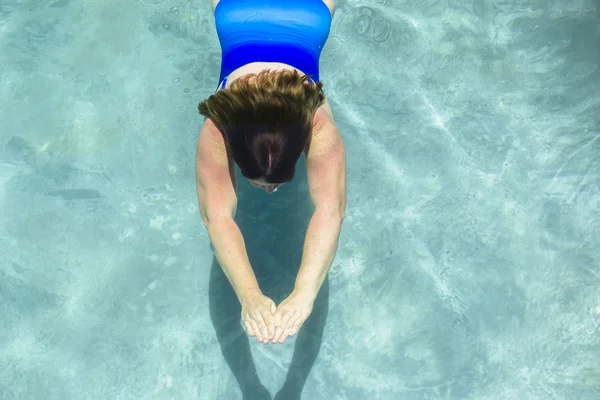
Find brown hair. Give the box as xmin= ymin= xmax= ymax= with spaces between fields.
xmin=198 ymin=69 xmax=325 ymax=183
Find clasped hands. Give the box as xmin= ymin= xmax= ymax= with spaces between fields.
xmin=240 ymin=288 xmax=314 ymax=344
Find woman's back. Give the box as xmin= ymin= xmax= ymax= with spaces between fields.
xmin=211 ymin=0 xmax=335 ymax=88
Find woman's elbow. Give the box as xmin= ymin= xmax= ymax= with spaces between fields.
xmin=319 ymin=202 xmax=345 ymax=222
xmin=202 ymin=207 xmax=236 ymax=230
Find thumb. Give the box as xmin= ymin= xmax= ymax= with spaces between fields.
xmin=270 ymin=300 xmax=276 ymax=314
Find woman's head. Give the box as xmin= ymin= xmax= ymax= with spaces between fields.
xmin=198 ymin=69 xmax=325 ymax=191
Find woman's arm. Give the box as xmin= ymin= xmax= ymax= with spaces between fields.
xmin=196 ymin=120 xmax=276 ymax=343
xmin=272 ymin=106 xmax=346 ymax=343
xmin=295 ymin=107 xmax=347 ymax=298
xmin=196 ymin=120 xmax=258 ymax=300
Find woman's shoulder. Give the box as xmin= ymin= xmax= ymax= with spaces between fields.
xmin=312 ymin=98 xmax=336 ymax=135
xmin=198 ymin=119 xmax=229 ymax=160
xmin=306 ymin=97 xmax=344 ymax=162
xmin=201 ymin=119 xmax=224 ymax=142
xmin=307 ymin=98 xmax=341 ymax=153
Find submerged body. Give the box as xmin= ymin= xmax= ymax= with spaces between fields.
xmin=196 ymin=0 xmax=345 ymax=346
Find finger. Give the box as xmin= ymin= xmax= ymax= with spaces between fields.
xmin=267 ymin=299 xmax=277 ymax=340
xmin=249 ymin=319 xmax=262 ymax=342
xmin=272 ymin=309 xmax=290 ymax=343
xmin=279 ymin=323 xmax=293 ymax=343
xmin=281 ymin=310 xmax=295 ymax=330
xmin=278 ymin=329 xmax=291 ymax=343
xmin=260 ymin=308 xmax=275 ymax=341
xmin=273 ymin=308 xmax=282 ymax=327
xmin=272 ymin=319 xmax=284 ymax=343
xmin=243 ymin=320 xmax=255 ymax=337
xmin=254 ymin=311 xmax=269 ymax=343
xmin=276 ymin=311 xmax=295 ymax=343
xmin=273 ymin=328 xmax=284 ymax=344
xmin=272 ymin=308 xmax=284 ymax=342
xmin=288 ymin=317 xmax=303 ymax=337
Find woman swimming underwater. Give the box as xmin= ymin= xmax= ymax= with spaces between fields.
xmin=196 ymin=0 xmax=345 ymax=345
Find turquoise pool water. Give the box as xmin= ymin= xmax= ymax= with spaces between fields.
xmin=1 ymin=0 xmax=599 ymax=399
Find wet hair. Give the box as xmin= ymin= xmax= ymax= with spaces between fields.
xmin=198 ymin=69 xmax=325 ymax=183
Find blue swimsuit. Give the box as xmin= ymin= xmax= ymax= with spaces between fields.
xmin=214 ymin=0 xmax=332 ymax=90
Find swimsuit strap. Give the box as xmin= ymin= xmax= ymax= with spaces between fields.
xmin=216 ymin=76 xmax=228 ymax=92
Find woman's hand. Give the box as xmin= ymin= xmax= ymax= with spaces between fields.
xmin=272 ymin=289 xmax=315 ymax=344
xmin=240 ymin=289 xmax=277 ymax=344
